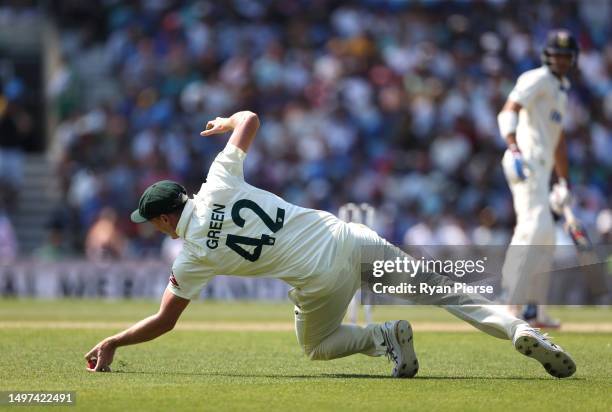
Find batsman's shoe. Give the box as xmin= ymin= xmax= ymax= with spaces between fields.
xmin=381 ymin=320 xmax=418 ymax=378
xmin=522 ymin=305 xmax=561 ymax=330
xmin=528 ymin=317 xmax=561 ymax=330
xmin=513 ymin=324 xmax=576 ymax=378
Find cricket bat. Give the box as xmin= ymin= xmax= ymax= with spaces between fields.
xmin=563 ymin=205 xmax=592 ymax=251
xmin=562 ymin=205 xmax=609 ymax=299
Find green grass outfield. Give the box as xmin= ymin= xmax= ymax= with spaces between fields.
xmin=0 ymin=300 xmax=610 ymax=411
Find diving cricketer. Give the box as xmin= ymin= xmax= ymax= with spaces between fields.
xmin=85 ymin=110 xmax=576 ymax=378
xmin=498 ymin=30 xmax=580 ymax=327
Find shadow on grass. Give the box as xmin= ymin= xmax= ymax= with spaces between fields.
xmin=111 ymin=370 xmax=582 ymax=381
xmin=112 ymin=370 xmax=385 ymax=379
xmin=413 ymin=375 xmax=584 ymax=381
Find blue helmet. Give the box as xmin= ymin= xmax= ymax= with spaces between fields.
xmin=541 ymin=29 xmax=579 ymax=67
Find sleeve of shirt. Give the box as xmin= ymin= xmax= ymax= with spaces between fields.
xmin=168 ymin=249 xmax=215 ymax=300
xmin=508 ymin=72 xmax=546 ymax=108
xmin=206 ymin=143 xmax=247 ymax=187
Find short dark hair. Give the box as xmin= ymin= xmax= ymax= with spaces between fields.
xmin=170 ymin=201 xmax=186 ymax=218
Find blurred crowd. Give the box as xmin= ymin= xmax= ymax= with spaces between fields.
xmin=2 ymin=0 xmax=611 ymax=259
xmin=0 ymin=15 xmax=37 ymax=261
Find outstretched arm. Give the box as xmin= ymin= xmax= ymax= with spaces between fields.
xmin=200 ymin=111 xmax=260 ymax=153
xmin=84 ymin=287 xmax=190 ymax=372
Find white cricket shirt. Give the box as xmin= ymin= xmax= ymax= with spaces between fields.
xmin=168 ymin=144 xmax=346 ymax=300
xmin=508 ymin=66 xmax=570 ymax=172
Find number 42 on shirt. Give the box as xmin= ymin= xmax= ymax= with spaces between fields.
xmin=226 ymin=199 xmax=285 ymax=262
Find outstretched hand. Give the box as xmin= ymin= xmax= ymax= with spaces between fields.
xmin=200 ymin=117 xmax=234 ymax=137
xmin=198 ymin=111 xmax=259 ymax=152
xmin=84 ymin=338 xmax=116 ymax=372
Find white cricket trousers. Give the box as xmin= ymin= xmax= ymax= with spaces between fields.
xmin=289 ymin=222 xmax=526 ymax=360
xmin=501 ymin=151 xmax=556 ymax=304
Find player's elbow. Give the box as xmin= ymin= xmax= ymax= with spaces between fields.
xmin=160 ymin=321 xmax=176 ymax=334
xmin=155 ymin=313 xmax=179 ymax=333
xmin=245 ymin=111 xmax=260 ymax=128
xmin=500 ymin=100 xmax=522 ymax=114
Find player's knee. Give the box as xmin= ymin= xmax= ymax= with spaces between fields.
xmin=303 ymin=344 xmax=328 ymax=361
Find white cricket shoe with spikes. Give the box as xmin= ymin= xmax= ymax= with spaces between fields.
xmin=380 ymin=320 xmax=419 ymax=378
xmin=513 ymin=324 xmax=576 ymax=378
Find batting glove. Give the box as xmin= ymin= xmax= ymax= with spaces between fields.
xmin=502 ymin=144 xmax=530 ymax=183
xmin=549 ymin=178 xmax=571 ymax=215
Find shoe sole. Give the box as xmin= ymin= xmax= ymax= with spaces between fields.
xmin=514 ymin=334 xmax=576 ymax=378
xmin=392 ymin=320 xmax=419 ymax=378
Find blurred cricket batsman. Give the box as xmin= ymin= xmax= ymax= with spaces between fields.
xmin=86 ymin=110 xmax=576 ymax=378
xmin=498 ymin=30 xmax=580 ymax=328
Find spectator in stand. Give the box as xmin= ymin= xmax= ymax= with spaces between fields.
xmin=0 ymin=84 xmax=28 ymax=210
xmin=85 ymin=207 xmax=127 ymax=261
xmin=0 ymin=206 xmax=17 ymax=262
xmin=32 ymin=219 xmax=74 ymax=262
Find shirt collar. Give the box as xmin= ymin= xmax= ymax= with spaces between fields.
xmin=560 ymin=76 xmax=570 ymax=92
xmin=175 ymin=198 xmax=196 ymax=239
xmin=544 ymin=65 xmax=571 ymax=91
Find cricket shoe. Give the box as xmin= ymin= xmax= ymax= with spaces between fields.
xmin=522 ymin=305 xmax=561 ymax=329
xmin=528 ymin=318 xmax=561 ymax=329
xmin=513 ymin=324 xmax=576 ymax=378
xmin=381 ymin=320 xmax=418 ymax=378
